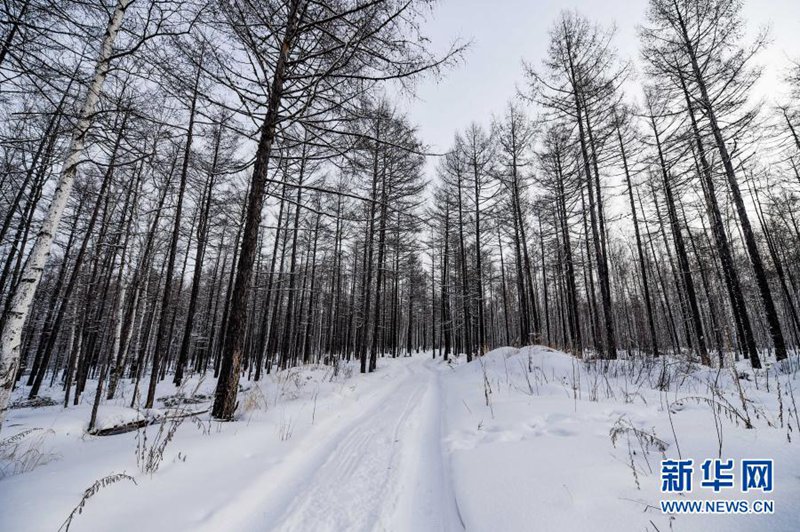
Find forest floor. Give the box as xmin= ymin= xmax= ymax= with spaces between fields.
xmin=1 ymin=347 xmax=799 ymax=532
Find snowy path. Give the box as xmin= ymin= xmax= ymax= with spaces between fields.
xmin=199 ymin=357 xmax=463 ymax=532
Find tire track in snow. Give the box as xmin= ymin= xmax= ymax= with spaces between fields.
xmin=271 ymin=363 xmax=428 ymax=532
xmin=197 ymin=357 xmax=463 ymax=532
xmin=196 ymin=362 xmax=418 ymax=532
xmin=388 ymin=361 xmax=466 ymax=532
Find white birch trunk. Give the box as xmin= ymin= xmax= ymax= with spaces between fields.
xmin=0 ymin=0 xmax=133 ymax=430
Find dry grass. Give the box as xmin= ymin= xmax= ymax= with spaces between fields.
xmin=0 ymin=427 xmax=58 ymax=478
xmin=58 ymin=472 xmax=137 ymax=532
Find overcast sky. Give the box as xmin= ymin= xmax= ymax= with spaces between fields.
xmin=403 ymin=0 xmax=800 ymax=159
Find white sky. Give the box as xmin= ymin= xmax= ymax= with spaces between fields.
xmin=404 ymin=0 xmax=800 ymax=159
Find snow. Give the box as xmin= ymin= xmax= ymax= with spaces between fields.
xmin=91 ymin=406 xmax=147 ymax=432
xmin=443 ymin=347 xmax=800 ymax=531
xmin=1 ymin=348 xmax=799 ymax=531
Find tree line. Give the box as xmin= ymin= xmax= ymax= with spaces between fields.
xmin=428 ymin=0 xmax=800 ymax=374
xmin=0 ymin=0 xmax=461 ymax=429
xmin=1 ymin=0 xmax=799 ymax=429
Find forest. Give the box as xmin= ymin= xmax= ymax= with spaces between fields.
xmin=1 ymin=1 xmax=799 ymax=531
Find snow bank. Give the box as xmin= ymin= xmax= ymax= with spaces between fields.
xmin=442 ymin=346 xmax=800 ymax=532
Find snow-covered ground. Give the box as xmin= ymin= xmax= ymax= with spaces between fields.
xmin=1 ymin=347 xmax=798 ymax=531
xmin=443 ymin=347 xmax=800 ymax=532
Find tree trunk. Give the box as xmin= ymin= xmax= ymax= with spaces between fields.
xmin=615 ymin=113 xmax=659 ymax=356
xmin=212 ymin=2 xmax=300 ymax=420
xmin=674 ymin=4 xmax=784 ymax=365
xmin=649 ymin=112 xmax=710 ymax=365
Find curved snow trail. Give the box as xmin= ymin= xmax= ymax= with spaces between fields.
xmin=198 ymin=356 xmax=463 ymax=532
